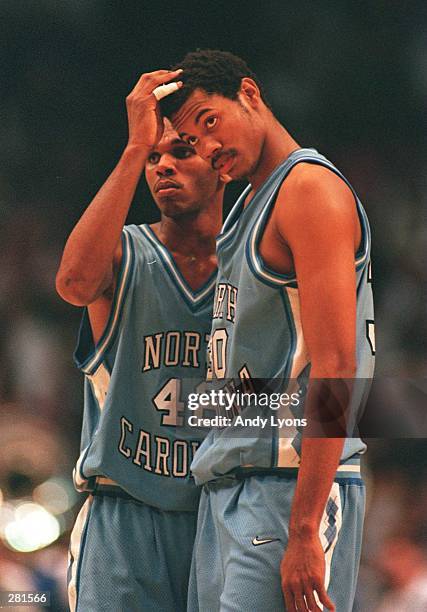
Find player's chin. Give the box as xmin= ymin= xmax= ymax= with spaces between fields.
xmin=227 ymin=157 xmax=247 ymax=182
xmin=157 ymin=198 xmax=197 ymax=219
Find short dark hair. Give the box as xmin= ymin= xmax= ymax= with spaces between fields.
xmin=160 ymin=49 xmax=271 ymax=117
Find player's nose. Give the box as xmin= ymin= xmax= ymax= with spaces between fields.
xmin=198 ymin=138 xmax=221 ymax=162
xmin=156 ymin=154 xmax=176 ymax=176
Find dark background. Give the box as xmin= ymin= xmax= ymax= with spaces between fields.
xmin=0 ymin=2 xmax=426 ymax=610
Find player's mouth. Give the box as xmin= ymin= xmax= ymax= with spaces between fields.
xmin=212 ymin=152 xmax=236 ymax=175
xmin=155 ymin=179 xmax=182 ymax=195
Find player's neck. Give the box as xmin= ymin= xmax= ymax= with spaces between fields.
xmin=152 ymin=200 xmax=222 ymax=257
xmin=249 ymin=119 xmax=300 ymax=193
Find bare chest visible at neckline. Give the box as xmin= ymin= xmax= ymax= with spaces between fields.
xmin=171 ymin=252 xmax=217 ymax=292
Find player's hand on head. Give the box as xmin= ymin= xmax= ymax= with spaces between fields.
xmin=126 ymin=69 xmax=183 ymax=149
xmin=280 ymin=534 xmax=335 ymax=612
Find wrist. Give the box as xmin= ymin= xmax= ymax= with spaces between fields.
xmin=123 ymin=142 xmax=151 ymax=161
xmin=289 ymin=520 xmax=319 ymax=541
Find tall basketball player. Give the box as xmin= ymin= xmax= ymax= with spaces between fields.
xmin=163 ymin=51 xmax=375 ymax=612
xmin=56 ymin=70 xmax=226 ymax=611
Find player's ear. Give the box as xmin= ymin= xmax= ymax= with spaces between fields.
xmin=239 ymin=78 xmax=261 ymax=108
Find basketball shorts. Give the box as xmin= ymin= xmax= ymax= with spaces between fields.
xmin=188 ymin=473 xmax=365 ymax=612
xmin=68 ymin=487 xmax=198 ymax=612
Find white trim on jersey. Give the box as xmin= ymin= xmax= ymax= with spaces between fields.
xmin=336 ymin=464 xmax=361 ymax=473
xmin=68 ymin=496 xmax=93 ymax=612
xmin=216 ymin=184 xmax=251 ymax=246
xmin=275 ymin=286 xmax=309 ymax=468
xmin=284 ymin=287 xmax=310 ymax=379
xmin=246 ymin=153 xmax=370 ymax=285
xmin=73 ymin=446 xmax=90 ymax=492
xmin=249 ymin=208 xmax=297 ymax=285
xmin=355 ymin=204 xmax=370 ymax=267
xmin=318 ymin=482 xmax=343 ymax=609
xmin=82 ymin=230 xmax=133 ymax=374
xmin=86 ymin=363 xmax=111 ymax=412
xmin=277 ymin=438 xmax=301 ymax=468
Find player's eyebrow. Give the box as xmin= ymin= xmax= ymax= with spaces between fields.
xmin=171 ymin=137 xmax=189 ymax=145
xmin=178 ymin=109 xmax=214 ymax=140
xmin=195 ymin=108 xmax=214 ymax=125
xmin=151 ymin=137 xmax=190 ymax=153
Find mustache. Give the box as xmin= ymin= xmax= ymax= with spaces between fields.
xmin=211 ymin=150 xmax=237 ymax=171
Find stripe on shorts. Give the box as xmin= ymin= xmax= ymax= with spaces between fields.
xmin=68 ymin=496 xmax=93 ymax=612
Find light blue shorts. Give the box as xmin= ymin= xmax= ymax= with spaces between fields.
xmin=68 ymin=489 xmax=198 ymax=612
xmin=188 ymin=474 xmax=365 ymax=612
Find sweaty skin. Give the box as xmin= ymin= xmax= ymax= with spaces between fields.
xmin=171 ymin=77 xmax=362 ymax=612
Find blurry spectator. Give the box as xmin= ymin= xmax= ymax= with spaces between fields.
xmin=375 ymin=537 xmax=427 ymax=611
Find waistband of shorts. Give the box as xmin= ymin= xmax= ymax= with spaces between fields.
xmin=91 ymin=476 xmax=141 ymax=502
xmin=203 ymin=465 xmax=363 ymax=489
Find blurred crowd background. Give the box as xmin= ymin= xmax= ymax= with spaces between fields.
xmin=1 ymin=2 xmax=426 ymax=610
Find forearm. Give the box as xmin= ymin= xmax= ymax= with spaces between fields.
xmin=289 ymin=375 xmax=352 ymax=535
xmin=281 ymin=433 xmax=344 ymax=611
xmin=289 ymin=438 xmax=344 ymax=538
xmin=56 ymin=144 xmax=149 ymax=304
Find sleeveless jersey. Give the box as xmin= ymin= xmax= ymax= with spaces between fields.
xmin=73 ymin=224 xmax=215 ymax=511
xmin=191 ymin=148 xmax=375 ymax=485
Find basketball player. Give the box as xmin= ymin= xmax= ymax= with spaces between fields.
xmin=162 ymin=51 xmax=375 ymax=611
xmin=56 ymin=69 xmax=226 ymax=611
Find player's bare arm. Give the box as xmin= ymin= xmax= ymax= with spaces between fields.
xmin=268 ymin=165 xmax=360 ymax=611
xmin=55 ymin=69 xmax=183 ymax=315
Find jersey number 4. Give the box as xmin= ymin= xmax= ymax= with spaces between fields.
xmin=153 ymin=378 xmax=185 ymax=427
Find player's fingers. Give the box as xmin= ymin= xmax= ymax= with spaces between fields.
xmin=142 ymin=69 xmax=183 ymax=89
xmin=304 ymin=588 xmax=323 ymax=612
xmin=152 ymin=81 xmax=183 ymax=101
xmin=313 ymin=583 xmax=335 ymax=611
xmin=150 ymin=68 xmax=183 ymax=84
xmin=282 ymin=585 xmax=298 ymax=612
xmin=293 ymin=589 xmax=309 ymax=612
xmin=130 ymin=69 xmax=183 ymax=95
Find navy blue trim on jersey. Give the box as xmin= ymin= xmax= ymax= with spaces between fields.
xmin=356 ymin=259 xmax=370 ymax=297
xmin=289 ymin=156 xmax=370 ymax=270
xmin=246 ymin=155 xmax=370 ymax=286
xmin=355 ymin=203 xmax=371 ymax=271
xmin=74 ymin=230 xmax=135 ymax=375
xmin=216 ymin=155 xmax=301 ymax=253
xmin=231 ymin=467 xmax=363 ymax=482
xmin=245 ymin=237 xmax=291 ymax=289
xmin=280 ymin=289 xmax=298 ymax=381
xmin=137 ymin=225 xmax=216 ymax=312
xmin=216 ymin=184 xmax=251 ymax=249
xmin=334 ymin=478 xmax=365 ymax=486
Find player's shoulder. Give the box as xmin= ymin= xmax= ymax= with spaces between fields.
xmin=123 ymin=222 xmax=143 ymax=239
xmin=276 ymin=160 xmax=355 ymax=218
xmin=273 ymin=159 xmax=357 ymax=244
xmin=283 ymin=160 xmax=350 ymax=197
xmin=123 ymin=223 xmax=151 ymax=251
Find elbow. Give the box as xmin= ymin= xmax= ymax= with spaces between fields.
xmin=311 ymin=352 xmax=357 ymax=379
xmin=55 ymin=269 xmax=98 ymax=306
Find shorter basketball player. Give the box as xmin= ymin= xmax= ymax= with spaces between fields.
xmin=56 ymin=69 xmax=226 ymax=611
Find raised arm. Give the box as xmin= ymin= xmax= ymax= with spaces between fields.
xmin=275 ymin=164 xmax=360 ymax=612
xmin=56 ymin=69 xmax=183 ymax=307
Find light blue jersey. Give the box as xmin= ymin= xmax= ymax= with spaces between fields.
xmin=191 ymin=148 xmax=375 ymax=485
xmin=73 ymin=224 xmax=215 ymax=511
